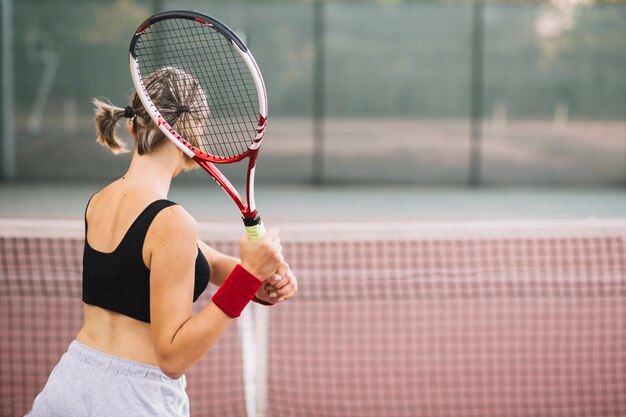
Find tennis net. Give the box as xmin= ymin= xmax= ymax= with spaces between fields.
xmin=1 ymin=219 xmax=625 ymax=417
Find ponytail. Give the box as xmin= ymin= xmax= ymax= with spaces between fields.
xmin=92 ymin=67 xmax=207 ymax=166
xmin=92 ymin=98 xmax=130 ymax=154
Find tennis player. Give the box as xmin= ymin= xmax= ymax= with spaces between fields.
xmin=26 ymin=72 xmax=297 ymax=417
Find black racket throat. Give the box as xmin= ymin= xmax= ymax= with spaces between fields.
xmin=243 ymin=214 xmax=262 ymax=227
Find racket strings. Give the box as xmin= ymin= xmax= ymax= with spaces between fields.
xmin=134 ymin=18 xmax=260 ymax=160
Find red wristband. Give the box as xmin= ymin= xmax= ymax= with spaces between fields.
xmin=212 ymin=265 xmax=263 ymax=318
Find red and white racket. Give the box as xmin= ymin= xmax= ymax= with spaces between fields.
xmin=129 ymin=10 xmax=268 ymax=239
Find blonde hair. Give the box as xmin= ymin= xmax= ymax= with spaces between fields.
xmin=93 ymin=67 xmax=208 ymax=169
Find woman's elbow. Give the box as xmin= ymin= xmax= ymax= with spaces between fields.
xmin=156 ymin=353 xmax=187 ymax=380
xmin=158 ymin=361 xmax=186 ymax=380
xmin=162 ymin=369 xmax=184 ymax=380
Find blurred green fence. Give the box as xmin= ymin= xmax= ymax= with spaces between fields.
xmin=1 ymin=0 xmax=625 ymax=185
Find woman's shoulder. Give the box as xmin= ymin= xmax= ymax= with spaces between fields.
xmin=148 ymin=202 xmax=198 ymax=241
xmin=143 ymin=204 xmax=198 ymax=260
xmin=155 ymin=202 xmax=196 ymax=225
xmin=87 ymin=181 xmax=197 ymax=238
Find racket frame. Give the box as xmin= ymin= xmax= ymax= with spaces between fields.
xmin=129 ymin=10 xmax=268 ymax=235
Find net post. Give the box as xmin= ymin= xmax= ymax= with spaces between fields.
xmin=238 ymin=303 xmax=271 ymax=417
xmin=238 ymin=307 xmax=257 ymax=417
xmin=253 ymin=303 xmax=270 ymax=417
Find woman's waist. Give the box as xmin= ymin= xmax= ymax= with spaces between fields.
xmin=77 ymin=303 xmax=159 ymax=367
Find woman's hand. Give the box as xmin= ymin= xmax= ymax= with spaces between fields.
xmin=239 ymin=228 xmax=284 ymax=281
xmin=255 ymin=262 xmax=298 ymax=304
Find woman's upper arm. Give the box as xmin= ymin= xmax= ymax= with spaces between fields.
xmin=146 ymin=206 xmax=198 ymax=356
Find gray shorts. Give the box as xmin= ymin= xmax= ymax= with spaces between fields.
xmin=26 ymin=340 xmax=189 ymax=417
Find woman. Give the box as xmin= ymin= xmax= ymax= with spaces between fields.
xmin=27 ymin=68 xmax=297 ymax=417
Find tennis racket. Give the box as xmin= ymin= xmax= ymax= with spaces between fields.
xmin=129 ymin=10 xmax=268 ymax=239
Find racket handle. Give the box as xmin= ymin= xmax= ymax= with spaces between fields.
xmin=243 ymin=214 xmax=266 ymax=240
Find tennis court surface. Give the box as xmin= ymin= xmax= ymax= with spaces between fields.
xmin=1 ymin=184 xmax=625 ymax=416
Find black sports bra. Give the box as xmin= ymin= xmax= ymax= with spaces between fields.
xmin=82 ymin=199 xmax=210 ymax=323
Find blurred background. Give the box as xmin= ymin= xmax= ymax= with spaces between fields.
xmin=2 ymin=2 xmax=626 ymax=417
xmin=1 ymin=0 xmax=624 ymax=188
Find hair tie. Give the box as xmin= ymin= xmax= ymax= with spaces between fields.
xmin=177 ymin=105 xmax=190 ymax=114
xmin=124 ymin=106 xmax=135 ymax=119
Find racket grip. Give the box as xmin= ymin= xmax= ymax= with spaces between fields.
xmin=243 ymin=214 xmax=266 ymax=240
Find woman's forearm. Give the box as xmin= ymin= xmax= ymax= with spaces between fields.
xmin=158 ymin=264 xmax=262 ymax=378
xmin=158 ymin=302 xmax=233 ymax=379
xmin=209 ymin=254 xmax=240 ymax=286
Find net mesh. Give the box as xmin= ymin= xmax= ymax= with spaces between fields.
xmin=0 ymin=233 xmax=245 ymax=417
xmin=1 ymin=220 xmax=625 ymax=417
xmin=133 ymin=15 xmax=261 ymax=160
